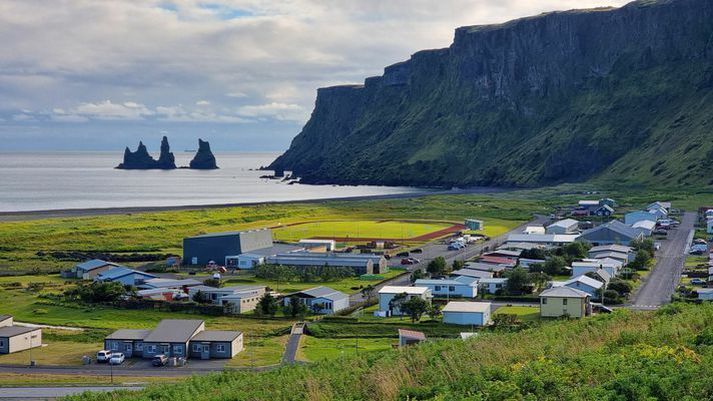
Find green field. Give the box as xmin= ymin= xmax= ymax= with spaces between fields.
xmin=494 ymin=306 xmax=540 ymax=322
xmin=298 ymin=337 xmax=394 ymax=362
xmin=0 ymin=193 xmax=541 ymax=273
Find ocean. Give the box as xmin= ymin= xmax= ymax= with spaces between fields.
xmin=0 ymin=152 xmax=425 ymax=212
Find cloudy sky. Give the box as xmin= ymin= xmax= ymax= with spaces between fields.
xmin=0 ymin=0 xmax=629 ymax=152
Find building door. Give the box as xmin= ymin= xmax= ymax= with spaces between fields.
xmin=124 ymin=342 xmax=133 ymax=358
xmin=201 ymin=344 xmax=210 ymax=360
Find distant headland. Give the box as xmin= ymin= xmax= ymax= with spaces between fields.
xmin=117 ymin=137 xmax=218 ymax=170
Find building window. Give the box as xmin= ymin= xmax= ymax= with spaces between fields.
xmin=449 ymin=286 xmax=455 ymax=292
xmin=435 ymin=286 xmax=441 ymax=291
xmin=542 ymin=298 xmax=547 ymax=304
xmin=136 ymin=343 xmax=143 ymax=351
xmin=0 ymin=340 xmax=4 ymax=347
xmin=147 ymin=345 xmax=156 ymax=353
xmin=173 ymin=345 xmax=183 ymax=355
xmin=563 ymin=299 xmax=568 ymax=305
xmin=193 ymin=344 xmax=201 ymax=352
xmin=216 ymin=344 xmax=226 ymax=353
xmin=162 ymin=344 xmax=170 ymax=354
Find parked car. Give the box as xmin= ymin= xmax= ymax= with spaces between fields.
xmin=690 ymin=278 xmax=706 ymax=285
xmin=448 ymin=244 xmax=462 ymax=251
xmin=400 ymin=258 xmax=420 ymax=265
xmin=96 ymin=350 xmax=112 ymax=363
xmin=654 ymin=242 xmax=661 ymax=251
xmin=653 ymin=229 xmax=668 ymax=236
xmin=396 ymin=251 xmax=409 ymax=257
xmin=411 ymin=248 xmax=423 ymax=254
xmin=694 ymin=238 xmax=707 ymax=245
xmin=109 ymin=352 xmax=125 ymax=365
xmin=152 ymin=354 xmax=168 ymax=367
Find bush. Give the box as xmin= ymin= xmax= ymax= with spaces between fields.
xmin=608 ymin=279 xmax=634 ymax=296
xmin=255 ymin=264 xmax=354 ymax=283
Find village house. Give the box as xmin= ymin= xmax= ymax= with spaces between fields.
xmin=504 ymin=234 xmax=580 ymax=247
xmin=539 ymin=287 xmax=592 ymax=318
xmin=282 ymin=286 xmax=349 ymax=314
xmin=624 ymin=211 xmax=658 ymax=225
xmin=95 ymin=266 xmax=156 ymax=286
xmin=577 ymin=220 xmax=643 ymax=246
xmin=631 ymin=220 xmax=656 ymax=237
xmin=414 ymin=279 xmax=478 ymax=298
xmin=73 ymin=259 xmax=122 ymax=280
xmin=546 ymin=219 xmax=580 ymax=235
xmin=0 ymin=315 xmax=42 ymax=355
xmin=188 ymin=285 xmax=265 ymax=314
xmin=378 ymin=286 xmax=431 ymax=316
xmin=559 ymin=275 xmax=603 ymax=299
xmin=450 ymin=268 xmax=494 ymax=280
xmin=441 ymin=301 xmax=492 ymax=326
xmin=478 ymin=278 xmax=509 ymax=294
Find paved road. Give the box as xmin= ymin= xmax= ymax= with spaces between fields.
xmin=349 ymin=215 xmax=548 ymax=305
xmin=629 ymin=212 xmax=696 ymax=309
xmin=0 ymin=386 xmax=142 ymax=400
xmin=281 ymin=322 xmax=304 ymax=364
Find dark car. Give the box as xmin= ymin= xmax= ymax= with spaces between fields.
xmin=396 ymin=251 xmax=409 ymax=257
xmin=653 ymin=229 xmax=668 ymax=236
xmin=411 ymin=248 xmax=423 ymax=254
xmin=401 ymin=257 xmax=420 ymax=265
xmin=152 ymin=354 xmax=168 ymax=367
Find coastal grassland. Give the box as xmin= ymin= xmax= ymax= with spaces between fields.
xmin=226 ymin=335 xmax=289 ymax=368
xmin=0 ymin=193 xmax=542 ymax=273
xmin=64 ymin=303 xmax=713 ymax=401
xmin=297 ymin=337 xmax=394 ymax=362
xmin=493 ymin=305 xmax=541 ymax=322
xmin=223 ymin=268 xmax=406 ymax=295
xmin=0 ymin=374 xmax=179 ymax=387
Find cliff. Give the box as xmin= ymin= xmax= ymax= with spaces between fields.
xmin=189 ymin=139 xmax=219 ymax=169
xmin=117 ymin=137 xmax=176 ymax=170
xmin=270 ymin=0 xmax=713 ymax=188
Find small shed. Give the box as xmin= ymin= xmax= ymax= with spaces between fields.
xmin=0 ymin=326 xmax=42 ymax=355
xmin=442 ymin=301 xmax=492 ymax=326
xmin=398 ymin=329 xmax=426 ymax=347
xmin=464 ymin=219 xmax=483 ymax=231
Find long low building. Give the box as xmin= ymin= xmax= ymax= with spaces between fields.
xmin=414 ymin=279 xmax=478 ymax=298
xmin=504 ymin=234 xmax=580 ymax=246
xmin=266 ymin=252 xmax=387 ymax=274
xmin=0 ymin=316 xmax=42 ymax=355
xmin=187 ymin=285 xmax=265 ymax=314
xmin=104 ymin=319 xmax=242 ymax=360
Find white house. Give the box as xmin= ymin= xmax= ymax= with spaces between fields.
xmin=188 ymin=285 xmax=265 ymax=313
xmin=442 ymin=302 xmax=491 ymax=326
xmin=478 ymin=278 xmax=508 ymax=294
xmin=647 ymin=206 xmax=668 ymax=220
xmin=624 ymin=211 xmax=658 ymax=225
xmin=282 ymin=286 xmax=349 ymax=314
xmin=545 ymin=219 xmax=580 ymax=235
xmin=571 ymin=259 xmax=621 ymax=278
xmin=378 ymin=286 xmax=431 ymax=316
xmin=505 ymin=234 xmax=579 ymax=247
xmin=562 ymin=275 xmax=603 ymax=299
xmin=523 ymin=226 xmax=546 ymax=235
xmin=414 ymin=279 xmax=478 ymax=298
xmin=587 ymin=244 xmax=634 ymax=263
xmin=519 ymin=258 xmax=546 ymax=269
xmin=631 ymin=220 xmax=656 ymax=237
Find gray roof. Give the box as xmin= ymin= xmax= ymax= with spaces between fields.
xmin=105 ymin=329 xmax=152 ymax=341
xmin=0 ymin=326 xmax=39 ymax=338
xmin=588 ymin=244 xmax=632 ymax=254
xmin=190 ymin=330 xmax=241 ymax=342
xmin=97 ymin=266 xmax=156 ymax=281
xmin=140 ymin=278 xmax=202 ymax=289
xmin=0 ymin=315 xmax=11 ymax=323
xmin=579 ymin=221 xmax=641 ymax=242
xmin=540 ymin=286 xmax=590 ymax=298
xmin=76 ymin=259 xmax=120 ymax=272
xmin=143 ymin=319 xmax=204 ymax=343
xmin=463 ymin=262 xmax=508 ymax=272
xmin=287 ymin=286 xmax=348 ymax=302
xmin=563 ymin=275 xmax=603 ymax=290
xmin=235 ymin=244 xmax=304 ymax=257
xmin=190 ymin=285 xmax=264 ymax=294
xmin=451 ymin=268 xmax=494 ymax=279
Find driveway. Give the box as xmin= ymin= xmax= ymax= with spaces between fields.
xmin=282 ymin=322 xmax=304 ymax=364
xmin=629 ymin=212 xmax=696 ymax=309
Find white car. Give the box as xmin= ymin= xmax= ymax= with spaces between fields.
xmin=96 ymin=350 xmax=112 ymax=363
xmin=109 ymin=352 xmax=125 ymax=365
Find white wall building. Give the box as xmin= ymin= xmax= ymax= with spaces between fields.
xmin=378 ymin=286 xmax=431 ymax=316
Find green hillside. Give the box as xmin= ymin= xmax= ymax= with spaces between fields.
xmin=67 ymin=303 xmax=713 ymax=401
xmin=270 ymin=0 xmax=713 ymax=189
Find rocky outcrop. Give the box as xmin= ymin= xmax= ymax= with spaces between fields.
xmin=270 ymin=0 xmax=713 ymax=189
xmin=189 ymin=139 xmax=219 ymax=169
xmin=117 ymin=136 xmax=177 ymax=170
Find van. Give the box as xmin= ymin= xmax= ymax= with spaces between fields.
xmin=96 ymin=350 xmax=112 ymax=363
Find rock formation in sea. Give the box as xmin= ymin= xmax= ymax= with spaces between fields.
xmin=117 ymin=136 xmax=177 ymax=169
xmin=189 ymin=139 xmax=219 ymax=169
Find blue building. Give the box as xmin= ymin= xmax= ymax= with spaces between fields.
xmin=442 ymin=301 xmax=491 ymax=326
xmin=414 ymin=279 xmax=478 ymax=298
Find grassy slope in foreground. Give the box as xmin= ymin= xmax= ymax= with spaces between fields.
xmin=66 ymin=303 xmax=713 ymax=401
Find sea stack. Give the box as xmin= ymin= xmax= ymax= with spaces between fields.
xmin=156 ymin=136 xmax=177 ymax=169
xmin=117 ymin=136 xmax=177 ymax=169
xmin=189 ymin=139 xmax=219 ymax=169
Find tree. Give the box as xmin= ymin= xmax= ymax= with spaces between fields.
xmin=427 ymin=256 xmax=447 ymax=276
xmin=192 ymin=290 xmax=206 ymax=304
xmin=426 ymin=303 xmax=442 ymax=320
xmin=283 ymin=296 xmax=308 ymax=318
xmin=256 ymin=293 xmax=278 ymax=316
xmin=452 ymin=260 xmax=465 ymax=271
xmin=410 ymin=269 xmax=426 ymax=283
xmin=603 ymin=289 xmax=623 ymax=304
xmin=543 ymin=256 xmax=567 ymax=276
xmin=528 ymin=272 xmax=551 ymax=292
xmin=520 ymin=248 xmax=549 ymax=260
xmin=608 ymin=279 xmax=634 ymax=297
xmin=400 ymin=296 xmax=429 ymax=323
xmin=632 ymin=238 xmax=656 ymax=258
xmin=66 ymin=281 xmax=127 ymax=303
xmin=563 ymin=242 xmax=589 ymax=260
xmin=361 ymin=285 xmax=376 ymax=302
xmin=504 ymin=268 xmax=531 ymax=295
xmin=389 ymin=292 xmax=408 ymax=316
xmin=630 ymin=249 xmax=653 ymax=271
xmin=203 ymin=278 xmax=223 ymax=288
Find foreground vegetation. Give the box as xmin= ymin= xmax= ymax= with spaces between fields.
xmin=64 ymin=303 xmax=713 ymax=401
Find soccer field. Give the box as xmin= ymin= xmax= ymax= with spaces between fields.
xmin=272 ymin=220 xmax=455 ymax=242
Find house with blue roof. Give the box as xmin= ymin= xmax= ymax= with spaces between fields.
xmin=73 ymin=259 xmax=122 ymax=279
xmin=414 ymin=278 xmax=478 ymax=298
xmin=95 ymin=266 xmax=157 ymax=286
xmin=559 ymin=275 xmax=604 ymax=299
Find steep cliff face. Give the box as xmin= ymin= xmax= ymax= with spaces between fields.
xmin=270 ymin=0 xmax=713 ymax=188
xmin=189 ymin=139 xmax=219 ymax=169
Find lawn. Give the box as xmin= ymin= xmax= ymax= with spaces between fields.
xmin=297 ymin=336 xmax=394 ymax=362
xmin=223 ymin=269 xmax=406 ymax=295
xmin=225 ymin=335 xmax=288 ymax=368
xmin=0 ymin=373 xmax=179 ymax=387
xmin=272 ymin=220 xmax=453 ymax=242
xmin=493 ymin=306 xmax=540 ymax=322
xmin=0 ymin=339 xmax=102 ymax=366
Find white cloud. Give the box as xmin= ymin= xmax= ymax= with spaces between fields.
xmin=237 ymin=102 xmax=306 ymax=122
xmin=12 ymin=114 xmax=34 ymax=122
xmin=196 ymin=100 xmax=210 ymax=106
xmin=73 ymin=100 xmax=153 ymax=120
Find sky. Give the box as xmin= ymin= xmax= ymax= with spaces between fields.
xmin=0 ymin=0 xmax=629 ymax=152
